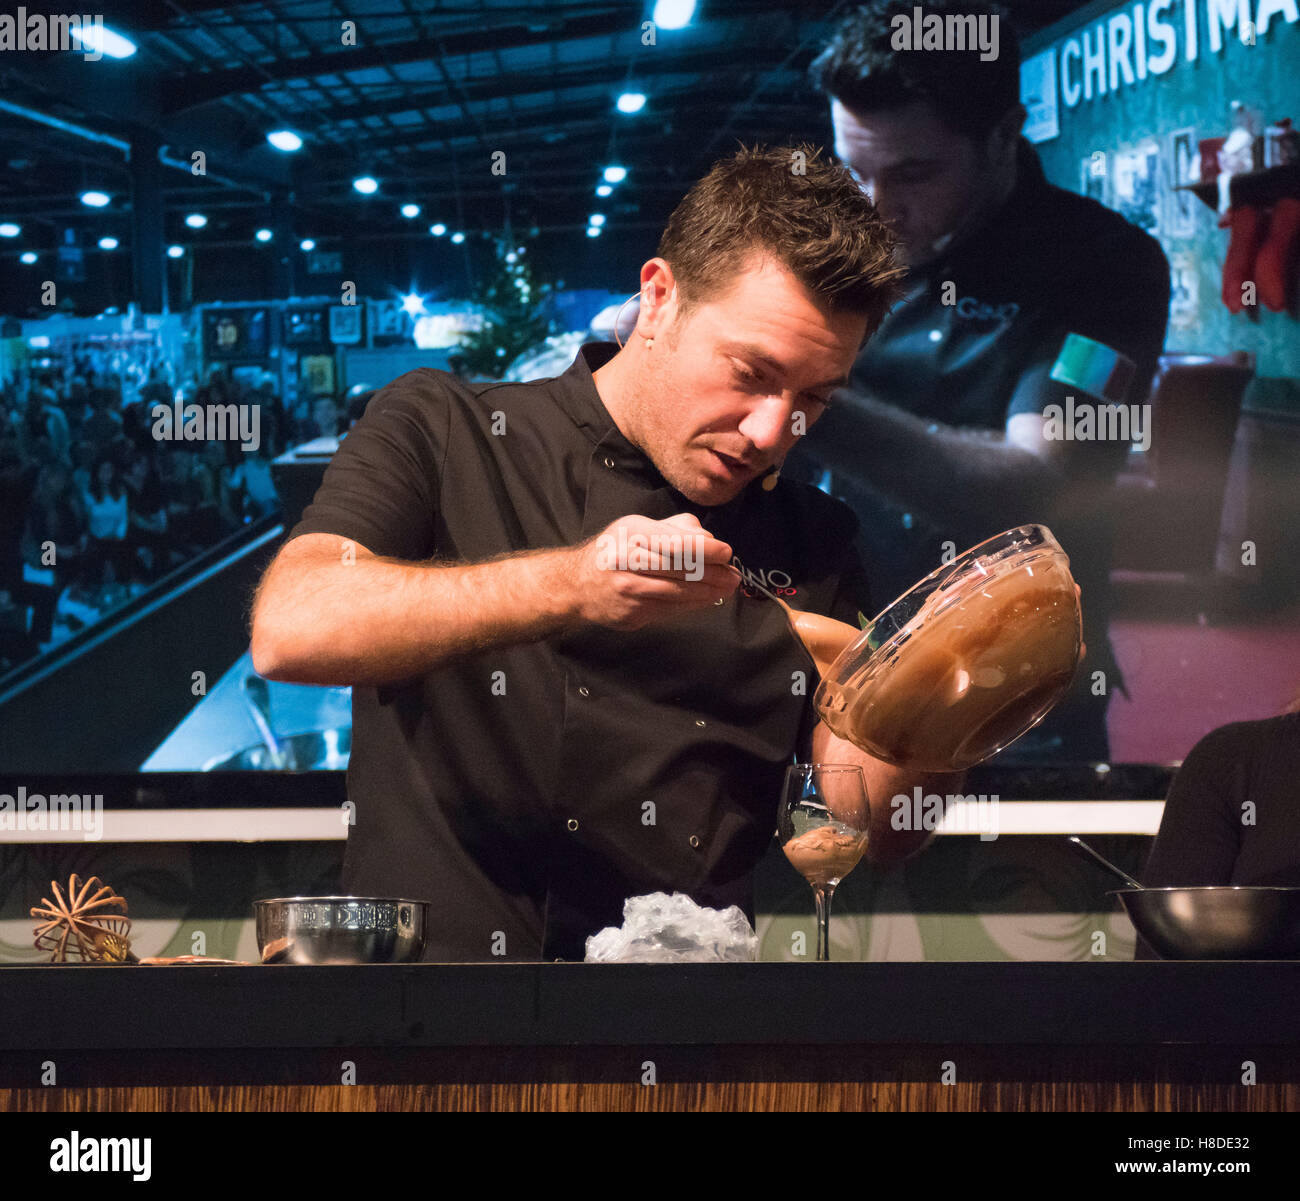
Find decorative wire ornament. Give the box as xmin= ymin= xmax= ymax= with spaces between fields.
xmin=31 ymin=874 xmax=138 ymax=964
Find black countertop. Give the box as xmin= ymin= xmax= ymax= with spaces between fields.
xmin=3 ymin=962 xmax=1298 ymax=1050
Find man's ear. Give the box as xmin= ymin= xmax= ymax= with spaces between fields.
xmin=636 ymin=260 xmax=682 ymax=343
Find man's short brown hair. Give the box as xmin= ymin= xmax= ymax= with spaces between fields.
xmin=655 ymin=143 xmax=905 ymax=336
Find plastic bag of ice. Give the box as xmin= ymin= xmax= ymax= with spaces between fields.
xmin=584 ymin=891 xmax=758 ymax=963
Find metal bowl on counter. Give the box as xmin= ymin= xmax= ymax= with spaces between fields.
xmin=254 ymin=896 xmax=429 ymax=964
xmin=1111 ymin=887 xmax=1300 ymax=960
xmin=1068 ymin=838 xmax=1300 ymax=959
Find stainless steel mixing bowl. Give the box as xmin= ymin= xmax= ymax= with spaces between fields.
xmin=254 ymin=896 xmax=429 ymax=964
xmin=1111 ymin=887 xmax=1300 ymax=960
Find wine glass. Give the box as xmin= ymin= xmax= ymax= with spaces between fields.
xmin=777 ymin=763 xmax=870 ymax=962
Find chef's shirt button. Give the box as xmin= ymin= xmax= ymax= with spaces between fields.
xmin=577 ymin=685 xmax=590 ymax=697
xmin=566 ymin=818 xmax=579 ymax=831
xmin=603 ymin=456 xmax=615 ymax=469
xmin=695 ymin=718 xmax=706 ymax=727
xmin=689 ymin=835 xmax=701 ymax=849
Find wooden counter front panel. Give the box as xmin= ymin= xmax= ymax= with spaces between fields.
xmin=3 ymin=1045 xmax=1297 ymax=1111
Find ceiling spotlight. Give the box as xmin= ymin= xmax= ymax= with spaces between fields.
xmin=595 ymin=184 xmax=613 ymax=197
xmin=255 ymin=228 xmax=273 ymax=243
xmin=616 ymin=93 xmax=646 ymax=114
xmin=98 ymin=236 xmax=119 ymax=250
xmin=400 ymin=292 xmax=426 ymax=316
xmin=267 ymin=130 xmax=303 ymax=152
xmin=653 ymin=0 xmax=696 ymax=29
xmin=430 ymin=223 xmax=447 ymax=236
xmin=353 ymin=176 xmax=379 ymax=195
xmin=401 ymin=203 xmax=421 ymax=219
xmin=80 ymin=191 xmax=111 ymax=208
xmin=185 ymin=213 xmax=207 ymax=229
xmin=69 ymin=24 xmax=137 ymax=57
xmin=602 ymin=165 xmax=627 ymax=184
xmin=0 ymin=223 xmax=20 ymax=238
xmin=588 ymin=213 xmax=606 ymax=227
xmin=167 ymin=245 xmax=184 ymax=258
xmin=20 ymin=251 xmax=37 ymax=264
xmin=450 ymin=232 xmax=465 ymax=244
xmin=586 ymin=226 xmax=601 ymax=238
xmin=300 ymin=238 xmax=316 ymax=252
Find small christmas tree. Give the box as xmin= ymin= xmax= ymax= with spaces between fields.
xmin=456 ymin=237 xmax=556 ymax=377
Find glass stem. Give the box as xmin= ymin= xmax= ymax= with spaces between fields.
xmin=813 ymin=883 xmax=836 ymax=962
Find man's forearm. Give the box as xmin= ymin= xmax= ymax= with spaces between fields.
xmin=808 ymin=391 xmax=1059 ymax=537
xmin=251 ymin=539 xmax=579 ymax=686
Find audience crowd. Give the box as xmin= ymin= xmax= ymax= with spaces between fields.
xmin=0 ymin=344 xmax=354 ymax=671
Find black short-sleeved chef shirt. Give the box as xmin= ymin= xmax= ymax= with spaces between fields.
xmin=289 ymin=342 xmax=874 ymax=962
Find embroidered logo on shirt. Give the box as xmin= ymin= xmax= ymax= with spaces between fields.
xmin=732 ymin=555 xmax=797 ymax=597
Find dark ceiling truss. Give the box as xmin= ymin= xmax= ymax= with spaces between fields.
xmin=256 ymin=54 xmax=795 ymax=130
xmin=157 ymin=7 xmax=638 ymax=113
xmin=2 ymin=1 xmax=1097 ymax=253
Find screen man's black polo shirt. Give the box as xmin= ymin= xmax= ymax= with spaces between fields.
xmin=290 ymin=342 xmax=873 ymax=961
xmin=786 ymin=137 xmax=1171 ymax=755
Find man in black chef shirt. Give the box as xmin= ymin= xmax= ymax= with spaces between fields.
xmin=786 ymin=0 xmax=1171 ymax=761
xmin=251 ymin=145 xmax=961 ymax=962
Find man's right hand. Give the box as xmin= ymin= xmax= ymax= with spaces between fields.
xmin=565 ymin=513 xmax=741 ymax=630
xmin=252 ymin=515 xmax=742 ymax=686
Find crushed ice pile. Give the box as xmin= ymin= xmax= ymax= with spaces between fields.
xmin=584 ymin=891 xmax=758 ymax=963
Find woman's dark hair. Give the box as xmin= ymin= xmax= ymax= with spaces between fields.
xmin=655 ymin=142 xmax=905 ymax=335
xmin=810 ymin=0 xmax=1020 ymax=144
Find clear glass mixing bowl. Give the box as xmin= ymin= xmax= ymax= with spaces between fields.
xmin=814 ymin=525 xmax=1082 ymax=771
